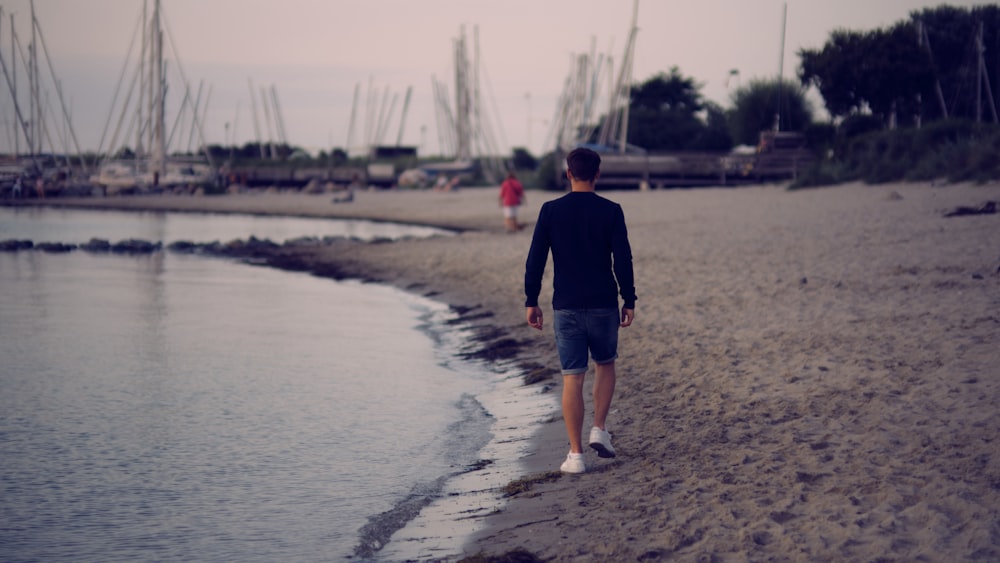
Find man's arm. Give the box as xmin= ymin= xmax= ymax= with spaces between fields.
xmin=524 ymin=205 xmax=550 ymax=309
xmin=611 ymin=206 xmax=637 ymax=310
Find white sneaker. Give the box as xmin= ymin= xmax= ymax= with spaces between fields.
xmin=588 ymin=427 xmax=616 ymax=458
xmin=560 ymin=452 xmax=586 ymax=474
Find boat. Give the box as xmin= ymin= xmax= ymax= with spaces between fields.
xmin=89 ymin=0 xmax=215 ymax=193
xmin=89 ymin=159 xmax=213 ymax=194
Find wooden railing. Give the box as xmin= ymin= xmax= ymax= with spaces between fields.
xmin=594 ymin=149 xmax=816 ymax=188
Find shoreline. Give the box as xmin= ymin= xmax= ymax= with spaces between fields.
xmin=5 ymin=181 xmax=1000 ymax=561
xmin=2 ymin=188 xmax=567 ymax=560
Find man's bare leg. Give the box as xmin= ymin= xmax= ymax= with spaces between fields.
xmin=562 ymin=374 xmax=585 ymax=453
xmin=593 ymin=361 xmax=617 ymax=430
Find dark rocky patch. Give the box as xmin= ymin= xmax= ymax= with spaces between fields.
xmin=79 ymin=238 xmax=112 ymax=252
xmin=35 ymin=242 xmax=77 ymax=253
xmin=110 ymin=239 xmax=161 ymax=254
xmin=944 ymin=200 xmax=997 ymax=217
xmin=0 ymin=239 xmax=33 ymax=251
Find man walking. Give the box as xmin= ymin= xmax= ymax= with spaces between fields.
xmin=524 ymin=147 xmax=636 ymax=474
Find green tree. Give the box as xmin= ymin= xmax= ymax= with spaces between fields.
xmin=625 ymin=67 xmax=707 ymax=150
xmin=912 ymin=5 xmax=1000 ymax=123
xmin=799 ymin=5 xmax=1000 ymax=127
xmin=329 ymin=148 xmax=348 ymax=166
xmin=510 ymin=147 xmax=538 ymax=170
xmin=799 ymin=24 xmax=933 ymax=127
xmin=797 ymin=30 xmax=866 ymax=119
xmin=535 ymin=151 xmax=563 ymax=191
xmin=691 ymin=101 xmax=733 ymax=151
xmin=239 ymin=142 xmax=263 ymax=159
xmin=728 ymin=79 xmax=814 ymax=146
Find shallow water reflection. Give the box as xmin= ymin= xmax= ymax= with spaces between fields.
xmin=1 ymin=234 xmax=489 ymax=561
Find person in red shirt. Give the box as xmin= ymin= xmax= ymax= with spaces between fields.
xmin=499 ymin=172 xmax=526 ymax=232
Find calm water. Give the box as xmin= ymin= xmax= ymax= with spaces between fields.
xmin=0 ymin=206 xmax=449 ymax=244
xmin=0 ymin=208 xmax=511 ymax=561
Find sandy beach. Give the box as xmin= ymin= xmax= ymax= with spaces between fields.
xmin=10 ymin=180 xmax=1000 ymax=561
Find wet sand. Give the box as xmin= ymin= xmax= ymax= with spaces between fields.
xmin=12 ymin=181 xmax=1000 ymax=561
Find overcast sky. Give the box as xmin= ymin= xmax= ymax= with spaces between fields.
xmin=0 ymin=0 xmax=990 ymax=157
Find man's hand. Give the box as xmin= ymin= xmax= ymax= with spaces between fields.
xmin=526 ymin=306 xmax=544 ymax=330
xmin=620 ymin=308 xmax=635 ymax=327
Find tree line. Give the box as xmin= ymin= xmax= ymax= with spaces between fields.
xmin=559 ymin=4 xmax=1000 ymax=186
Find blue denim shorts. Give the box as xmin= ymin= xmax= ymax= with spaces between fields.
xmin=552 ymin=308 xmax=620 ymax=375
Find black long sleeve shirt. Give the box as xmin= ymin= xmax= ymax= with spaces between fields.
xmin=524 ymin=191 xmax=636 ymax=310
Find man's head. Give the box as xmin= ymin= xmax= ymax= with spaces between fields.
xmin=566 ymin=147 xmax=601 ymax=183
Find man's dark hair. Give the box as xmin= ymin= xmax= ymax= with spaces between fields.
xmin=566 ymin=147 xmax=601 ymax=182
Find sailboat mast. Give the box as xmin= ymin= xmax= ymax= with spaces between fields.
xmin=247 ymin=78 xmax=264 ymax=158
xmin=774 ymin=2 xmax=787 ymax=132
xmin=0 ymin=10 xmax=27 ymax=157
xmin=11 ymin=11 xmax=19 ymax=155
xmin=345 ymin=82 xmax=359 ymax=155
xmin=136 ymin=0 xmax=144 ymax=159
xmin=977 ymin=22 xmax=998 ymax=123
xmin=152 ymin=0 xmax=165 ymax=176
xmin=917 ymin=19 xmax=949 ymax=120
xmin=270 ymin=85 xmax=288 ymax=146
xmin=454 ymin=26 xmax=470 ymax=161
xmin=29 ymin=0 xmax=38 ymax=155
xmin=259 ymin=86 xmax=275 ymax=159
xmin=617 ymin=0 xmax=638 ymax=153
xmin=395 ymin=85 xmax=412 ymax=146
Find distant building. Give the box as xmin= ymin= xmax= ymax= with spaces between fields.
xmin=369 ymin=146 xmax=418 ymax=160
